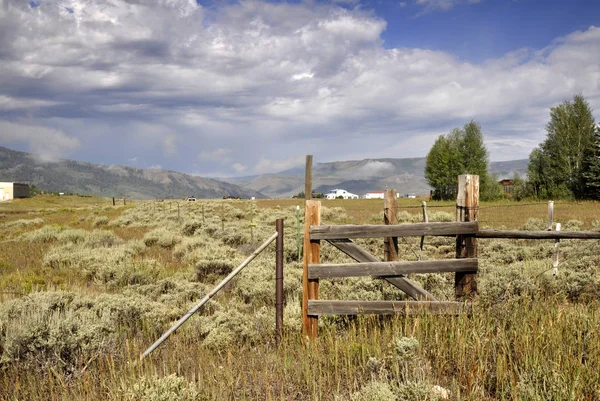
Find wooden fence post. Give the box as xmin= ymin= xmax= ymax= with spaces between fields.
xmin=419 ymin=201 xmax=428 ymax=260
xmin=305 ymin=155 xmax=313 ymax=200
xmin=384 ymin=189 xmax=399 ymax=262
xmin=276 ymin=218 xmax=284 ymax=345
xmin=112 ymin=197 xmax=115 ymax=206
xmin=455 ymin=175 xmax=479 ymax=299
xmin=302 ymin=200 xmax=320 ymax=339
xmin=123 ymin=196 xmax=126 ymax=206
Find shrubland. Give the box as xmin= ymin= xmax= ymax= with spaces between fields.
xmin=0 ymin=196 xmax=599 ymax=400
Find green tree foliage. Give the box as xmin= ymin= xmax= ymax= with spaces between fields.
xmin=528 ymin=94 xmax=596 ymax=199
xmin=582 ymin=125 xmax=600 ymax=200
xmin=425 ymin=121 xmax=499 ymax=200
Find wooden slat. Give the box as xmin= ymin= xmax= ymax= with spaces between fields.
xmin=309 ymin=258 xmax=477 ymax=279
xmin=308 ymin=300 xmax=469 ymax=315
xmin=326 ymin=238 xmax=436 ymax=301
xmin=477 ymin=230 xmax=600 ymax=240
xmin=310 ymin=221 xmax=478 ymax=240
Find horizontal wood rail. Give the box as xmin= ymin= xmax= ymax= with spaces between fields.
xmin=326 ymin=238 xmax=436 ymax=301
xmin=307 ymin=300 xmax=470 ymax=316
xmin=308 ymin=258 xmax=478 ymax=279
xmin=309 ymin=221 xmax=479 ymax=240
xmin=477 ymin=230 xmax=600 ymax=240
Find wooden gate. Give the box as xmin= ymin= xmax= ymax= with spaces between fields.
xmin=301 ymin=175 xmax=479 ymax=338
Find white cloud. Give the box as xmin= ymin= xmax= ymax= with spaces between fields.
xmin=0 ymin=121 xmax=79 ymax=161
xmin=414 ymin=0 xmax=481 ymax=13
xmin=162 ymin=134 xmax=178 ymax=156
xmin=198 ymin=148 xmax=232 ymax=162
xmin=354 ymin=161 xmax=396 ymax=178
xmin=0 ymin=1 xmax=598 ymax=177
xmin=254 ymin=155 xmax=306 ymax=174
xmin=231 ymin=163 xmax=247 ymax=174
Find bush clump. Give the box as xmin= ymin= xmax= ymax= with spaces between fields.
xmin=144 ymin=228 xmax=182 ymax=249
xmin=120 ymin=374 xmax=200 ymax=401
xmin=3 ymin=218 xmax=44 ymax=228
xmin=92 ymin=216 xmax=109 ymax=227
xmin=181 ymin=219 xmax=203 ymax=236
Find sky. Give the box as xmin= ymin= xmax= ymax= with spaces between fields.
xmin=0 ymin=0 xmax=599 ymax=177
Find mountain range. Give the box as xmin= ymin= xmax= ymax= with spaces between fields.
xmin=219 ymin=158 xmax=529 ymax=198
xmin=0 ymin=146 xmax=529 ymax=199
xmin=0 ymin=146 xmax=264 ymax=200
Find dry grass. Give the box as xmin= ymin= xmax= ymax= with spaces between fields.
xmin=1 ymin=196 xmax=600 ymax=400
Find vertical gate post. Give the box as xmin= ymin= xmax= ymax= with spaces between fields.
xmin=455 ymin=175 xmax=479 ymax=299
xmin=302 ymin=200 xmax=320 ymax=338
xmin=384 ymin=189 xmax=399 ymax=262
xmin=275 ymin=218 xmax=284 ymax=345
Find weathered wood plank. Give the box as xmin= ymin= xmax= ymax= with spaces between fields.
xmin=308 ymin=258 xmax=478 ymax=279
xmin=302 ymin=200 xmax=320 ymax=338
xmin=310 ymin=221 xmax=478 ymax=240
xmin=455 ymin=174 xmax=479 ymax=299
xmin=383 ymin=189 xmax=399 ymax=262
xmin=476 ymin=230 xmax=600 ymax=239
xmin=307 ymin=300 xmax=469 ymax=316
xmin=326 ymin=238 xmax=436 ymax=301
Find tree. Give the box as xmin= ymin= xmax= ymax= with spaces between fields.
xmin=425 ymin=134 xmax=462 ymax=200
xmin=582 ymin=125 xmax=600 ymax=200
xmin=528 ymin=94 xmax=596 ymax=199
xmin=425 ymin=120 xmax=495 ymax=200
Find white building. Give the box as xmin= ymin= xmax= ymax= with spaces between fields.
xmin=363 ymin=191 xmax=385 ymax=199
xmin=0 ymin=182 xmax=30 ymax=201
xmin=325 ymin=189 xmax=359 ymax=199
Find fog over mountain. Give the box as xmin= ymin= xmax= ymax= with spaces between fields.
xmin=0 ymin=146 xmax=265 ymax=200
xmin=220 ymin=158 xmax=529 ymax=198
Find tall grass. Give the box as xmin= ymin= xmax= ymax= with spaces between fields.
xmin=1 ymin=197 xmax=599 ymax=400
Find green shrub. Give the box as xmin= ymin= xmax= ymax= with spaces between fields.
xmin=562 ymin=219 xmax=583 ymax=231
xmin=120 ymin=374 xmax=200 ymax=401
xmin=21 ymin=225 xmax=64 ymax=243
xmin=3 ymin=218 xmax=44 ymax=228
xmin=522 ymin=218 xmax=547 ymax=231
xmin=350 ymin=381 xmax=396 ymax=401
xmin=92 ymin=216 xmax=109 ymax=227
xmin=195 ymin=260 xmax=234 ymax=283
xmin=144 ymin=228 xmax=182 ymax=249
xmin=181 ymin=219 xmax=202 ymax=236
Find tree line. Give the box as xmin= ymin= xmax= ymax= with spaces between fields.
xmin=425 ymin=94 xmax=599 ymax=201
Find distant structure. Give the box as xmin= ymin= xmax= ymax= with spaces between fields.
xmin=499 ymin=179 xmax=513 ymax=195
xmin=363 ymin=191 xmax=403 ymax=199
xmin=0 ymin=182 xmax=30 ymax=201
xmin=404 ymin=193 xmax=417 ymax=198
xmin=325 ymin=189 xmax=359 ymax=199
xmin=363 ymin=191 xmax=385 ymax=199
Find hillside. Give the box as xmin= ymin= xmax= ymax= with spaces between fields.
xmin=0 ymin=146 xmax=265 ymax=200
xmin=222 ymin=158 xmax=529 ymax=198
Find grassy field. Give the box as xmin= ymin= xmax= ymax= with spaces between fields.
xmin=1 ymin=195 xmax=599 ymax=400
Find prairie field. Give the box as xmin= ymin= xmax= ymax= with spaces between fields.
xmin=1 ymin=195 xmax=600 ymax=400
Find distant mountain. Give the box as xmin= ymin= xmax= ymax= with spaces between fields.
xmin=221 ymin=157 xmax=529 ymax=198
xmin=0 ymin=146 xmax=265 ymax=199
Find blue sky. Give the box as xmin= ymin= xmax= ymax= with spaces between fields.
xmin=0 ymin=0 xmax=599 ymax=176
xmin=376 ymin=0 xmax=600 ymax=61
